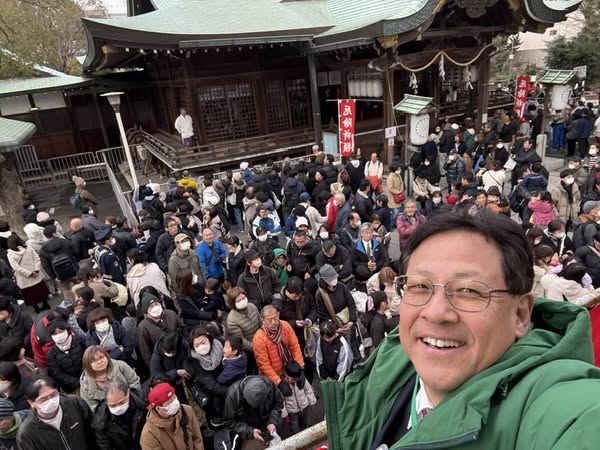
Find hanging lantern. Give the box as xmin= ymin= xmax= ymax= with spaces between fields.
xmin=373 ymin=79 xmax=384 ymax=98
xmin=470 ymin=65 xmax=478 ymax=83
xmin=348 ymin=80 xmax=357 ymax=97
xmin=367 ymin=79 xmax=376 ymax=98
xmin=551 ymin=84 xmax=572 ymax=111
xmin=410 ymin=113 xmax=430 ymax=146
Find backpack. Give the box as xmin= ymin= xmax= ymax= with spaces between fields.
xmin=283 ymin=182 xmax=301 ymax=209
xmin=51 ymin=253 xmax=78 ymax=281
xmin=70 ymin=192 xmax=82 ymax=210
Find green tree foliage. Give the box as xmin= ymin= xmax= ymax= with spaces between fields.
xmin=545 ymin=1 xmax=600 ymax=83
xmin=0 ymin=0 xmax=106 ymax=79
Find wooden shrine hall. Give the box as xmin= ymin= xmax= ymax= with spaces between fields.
xmin=82 ymin=0 xmax=580 ymax=172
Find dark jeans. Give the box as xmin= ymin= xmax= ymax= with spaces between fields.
xmin=567 ymin=139 xmax=577 ymax=157
xmin=578 ymin=138 xmax=589 ymax=159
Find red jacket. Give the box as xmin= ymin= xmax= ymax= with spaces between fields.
xmin=396 ymin=212 xmax=427 ymax=251
xmin=326 ymin=197 xmax=338 ymax=232
xmin=253 ymin=320 xmax=304 ymax=385
xmin=30 ymin=315 xmax=53 ymax=368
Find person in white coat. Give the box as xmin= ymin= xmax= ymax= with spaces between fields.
xmin=6 ymin=235 xmax=50 ymax=312
xmin=125 ymin=248 xmax=170 ymax=309
xmin=174 ymin=107 xmax=194 ymax=147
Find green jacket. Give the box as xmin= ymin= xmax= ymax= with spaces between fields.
xmin=323 ymin=298 xmax=600 ymax=450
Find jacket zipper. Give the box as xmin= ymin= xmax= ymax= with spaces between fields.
xmin=58 ymin=430 xmax=72 ymax=450
xmin=395 ymin=431 xmax=480 ymax=450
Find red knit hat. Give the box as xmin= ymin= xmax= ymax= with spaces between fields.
xmin=147 ymin=383 xmax=175 ymax=409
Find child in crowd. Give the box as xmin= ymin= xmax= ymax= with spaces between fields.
xmin=316 ymin=320 xmax=353 ymax=382
xmin=203 ymin=277 xmax=228 ymax=317
xmin=216 ymin=336 xmax=247 ymax=386
xmin=270 ymin=248 xmax=289 ymax=286
xmin=281 ymin=361 xmax=317 ymax=434
xmin=528 ymin=191 xmax=558 ymax=228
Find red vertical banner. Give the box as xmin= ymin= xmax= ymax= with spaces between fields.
xmin=514 ymin=75 xmax=530 ymax=118
xmin=338 ymin=99 xmax=356 ymax=157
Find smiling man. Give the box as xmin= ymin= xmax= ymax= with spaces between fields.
xmin=323 ymin=209 xmax=600 ymax=450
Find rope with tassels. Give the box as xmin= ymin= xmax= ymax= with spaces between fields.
xmin=397 ymin=43 xmax=496 ymax=73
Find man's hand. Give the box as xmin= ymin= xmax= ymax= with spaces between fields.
xmin=295 ymin=320 xmax=305 ymax=328
xmin=253 ymin=429 xmax=265 ymax=442
xmin=367 ymin=260 xmax=376 ymax=271
xmin=267 ymin=424 xmax=277 ymax=434
xmin=177 ymin=369 xmax=190 ymax=379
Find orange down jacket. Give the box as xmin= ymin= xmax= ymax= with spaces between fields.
xmin=252 ymin=320 xmax=305 ymax=385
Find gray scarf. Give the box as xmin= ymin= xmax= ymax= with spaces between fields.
xmin=191 ymin=339 xmax=223 ymax=371
xmin=97 ymin=327 xmax=119 ymax=352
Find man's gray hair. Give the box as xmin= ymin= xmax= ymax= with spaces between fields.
xmin=360 ymin=222 xmax=373 ymax=233
xmin=334 ymin=193 xmax=346 ymax=203
xmin=103 ymin=380 xmax=129 ymax=397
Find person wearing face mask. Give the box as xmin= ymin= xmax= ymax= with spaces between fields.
xmin=316 ymin=239 xmax=352 ymax=282
xmin=39 ymin=224 xmax=79 ymax=302
xmin=137 ymin=293 xmax=184 ymax=368
xmin=549 ymin=169 xmax=581 ymax=231
xmin=425 ymin=190 xmax=449 ymax=218
xmin=73 ymin=268 xmax=118 ymax=306
xmin=248 ymin=226 xmax=278 ymax=267
xmin=174 ymin=269 xmax=218 ymax=332
xmin=583 ymin=144 xmax=599 ymax=174
xmin=168 ymin=233 xmax=205 ymax=289
xmin=85 ymin=308 xmax=134 ymax=364
xmin=541 ymin=219 xmax=574 ymax=257
xmin=566 ymin=157 xmax=588 ymax=193
xmin=80 ymin=346 xmax=140 ymax=412
xmin=237 ymin=249 xmax=282 ymax=310
xmin=140 ymin=382 xmax=203 ymax=450
xmin=92 ymin=380 xmax=147 ymax=450
xmin=93 ymin=226 xmax=126 ymax=285
xmin=573 ymin=202 xmax=600 ymax=248
xmin=443 ymin=149 xmax=466 ymax=194
xmin=0 ymin=397 xmax=27 ymax=450
xmin=125 ymin=248 xmax=169 ymax=310
xmin=17 ymin=377 xmax=95 ymax=450
xmin=150 ymin=331 xmax=190 ymax=402
xmin=316 ymin=265 xmax=360 ymax=364
xmin=576 ymin=231 xmax=600 ymax=287
xmin=47 ymin=320 xmax=85 ymax=394
xmin=0 ymin=362 xmax=29 ymax=411
xmin=184 ymin=327 xmax=229 ymax=423
xmin=80 ymin=204 xmax=103 ymax=233
xmin=532 ymin=245 xmax=555 ymax=298
xmin=0 ymin=297 xmax=33 ymax=355
xmin=225 ymin=287 xmax=262 ymax=353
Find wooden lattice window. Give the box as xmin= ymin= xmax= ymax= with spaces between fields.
xmin=287 ymin=78 xmax=310 ymax=129
xmin=198 ymin=82 xmax=259 ymax=143
xmin=266 ymin=80 xmax=290 ymax=133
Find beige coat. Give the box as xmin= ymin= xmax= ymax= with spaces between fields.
xmin=549 ymin=182 xmax=580 ymax=223
xmin=7 ymin=246 xmax=45 ymax=289
xmin=127 ymin=262 xmax=170 ymax=308
xmin=386 ymin=172 xmax=405 ymax=208
xmin=140 ymin=404 xmax=204 ymax=450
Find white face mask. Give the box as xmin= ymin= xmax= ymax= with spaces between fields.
xmin=109 ymin=400 xmax=130 ymax=416
xmin=88 ymin=209 xmax=94 ymax=215
xmin=590 ymin=149 xmax=598 ymax=156
xmin=51 ymin=331 xmax=69 ymax=344
xmin=28 ymin=204 xmax=35 ymax=210
xmin=564 ymin=177 xmax=575 ymax=185
xmin=554 ymin=231 xmax=566 ymax=239
xmin=257 ymin=234 xmax=268 ymax=242
xmin=192 ymin=273 xmax=199 ymax=285
xmin=568 ymin=164 xmax=577 ymax=170
xmin=432 ymin=197 xmax=441 ymax=204
xmin=148 ymin=304 xmax=163 ymax=318
xmin=109 ymin=237 xmax=116 ymax=246
xmin=95 ymin=320 xmax=110 ymax=333
xmin=534 ymin=237 xmax=542 ymax=246
xmin=328 ymin=279 xmax=338 ymax=288
xmin=0 ymin=381 xmax=10 ymax=393
xmin=179 ymin=241 xmax=191 ymax=251
xmin=36 ymin=394 xmax=60 ymax=415
xmin=320 ymin=231 xmax=329 ymax=240
xmin=236 ymin=298 xmax=248 ymax=310
xmin=161 ymin=397 xmax=180 ymax=417
xmin=195 ymin=343 xmax=211 ymax=356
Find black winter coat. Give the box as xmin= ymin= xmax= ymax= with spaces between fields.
xmin=315 ymin=245 xmax=352 ymax=280
xmin=85 ymin=320 xmax=134 ymax=363
xmin=69 ymin=228 xmax=95 ymax=262
xmin=576 ymin=245 xmax=600 ymax=287
xmin=154 ymin=232 xmax=176 ymax=273
xmin=149 ymin=334 xmax=190 ymax=383
xmin=184 ymin=356 xmax=228 ymax=418
xmin=315 ymin=282 xmax=358 ymax=323
xmin=273 ymin=289 xmax=317 ymax=345
xmin=176 ymin=293 xmax=218 ymax=331
xmin=40 ymin=237 xmax=77 ymax=280
xmin=112 ymin=227 xmax=138 ymax=263
xmin=286 ymin=239 xmax=319 ymax=278
xmin=352 ymin=193 xmax=373 ymax=222
xmin=47 ymin=335 xmax=86 ymax=393
xmin=227 ymin=249 xmax=246 ymax=284
xmin=345 ymin=160 xmax=365 ymax=193
xmin=236 ymin=266 xmax=281 ymax=309
xmin=351 ymin=239 xmax=388 ymax=274
xmin=17 ymin=395 xmax=95 ymax=450
xmin=0 ymin=307 xmax=33 ymax=351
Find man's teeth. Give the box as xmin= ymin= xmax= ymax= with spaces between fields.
xmin=422 ymin=337 xmax=463 ymax=348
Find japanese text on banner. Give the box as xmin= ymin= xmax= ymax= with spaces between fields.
xmin=514 ymin=75 xmax=530 ymax=118
xmin=338 ymin=100 xmax=356 ymax=157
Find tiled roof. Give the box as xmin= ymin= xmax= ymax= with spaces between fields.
xmin=0 ymin=117 xmax=36 ymax=149
xmin=0 ymin=74 xmax=92 ymax=97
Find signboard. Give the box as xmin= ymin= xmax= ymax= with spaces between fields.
xmin=514 ymin=75 xmax=530 ymax=118
xmin=385 ymin=126 xmax=397 ymax=139
xmin=574 ymin=65 xmax=587 ymax=79
xmin=338 ymin=99 xmax=356 ymax=157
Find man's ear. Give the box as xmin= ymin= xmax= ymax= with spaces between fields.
xmin=515 ymin=294 xmax=535 ymax=339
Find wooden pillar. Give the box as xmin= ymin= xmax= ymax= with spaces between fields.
xmin=307 ymin=53 xmax=322 ymax=147
xmin=65 ymin=95 xmax=84 ymax=153
xmin=383 ymin=69 xmax=395 ymax=166
xmin=430 ymin=68 xmax=441 ymax=129
xmin=93 ymin=94 xmax=110 ymax=149
xmin=476 ymin=51 xmax=491 ymax=130
xmin=254 ymin=75 xmax=268 ymax=136
xmin=183 ymin=58 xmax=207 ymax=145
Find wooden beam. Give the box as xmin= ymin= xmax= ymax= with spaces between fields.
xmin=476 ymin=50 xmax=491 ymax=130
xmin=422 ymin=26 xmax=506 ymax=38
xmin=93 ymin=94 xmax=110 ymax=148
xmin=307 ymin=53 xmax=322 ymax=147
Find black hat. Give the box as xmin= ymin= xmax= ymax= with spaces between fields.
xmin=244 ymin=249 xmax=261 ymax=262
xmin=94 ymin=226 xmax=112 ymax=243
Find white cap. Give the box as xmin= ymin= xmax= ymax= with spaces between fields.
xmin=496 ymin=142 xmax=504 ymax=149
xmin=240 ymin=162 xmax=249 ymax=170
xmin=295 ymin=217 xmax=309 ymax=228
xmin=312 ymin=144 xmax=320 ymax=152
xmin=451 ymin=123 xmax=459 ymax=130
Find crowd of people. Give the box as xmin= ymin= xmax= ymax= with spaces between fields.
xmin=2 ymin=102 xmax=600 ymax=449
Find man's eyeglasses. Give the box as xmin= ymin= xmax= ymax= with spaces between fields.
xmin=396 ymin=275 xmax=512 ymax=312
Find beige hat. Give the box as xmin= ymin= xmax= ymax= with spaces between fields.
xmin=330 ymin=182 xmax=342 ymax=195
xmin=72 ymin=175 xmax=85 ymax=187
xmin=36 ymin=212 xmax=50 ymax=223
xmin=174 ymin=233 xmax=190 ymax=244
